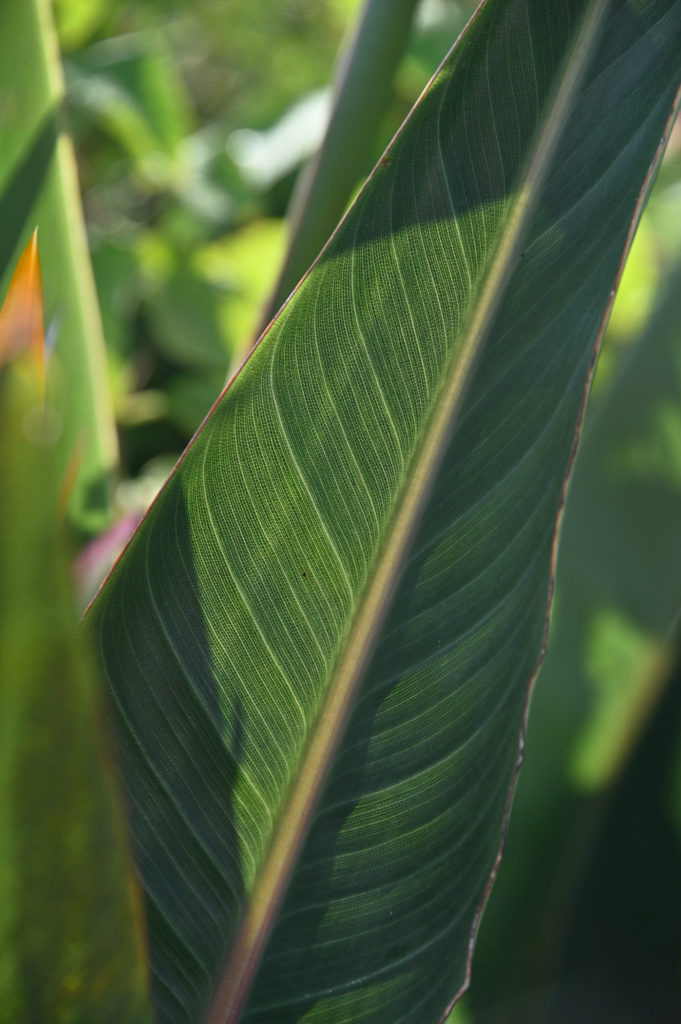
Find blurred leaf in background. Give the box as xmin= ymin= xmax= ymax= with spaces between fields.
xmin=0 ymin=0 xmax=118 ymax=533
xmin=0 ymin=235 xmax=150 ymax=1022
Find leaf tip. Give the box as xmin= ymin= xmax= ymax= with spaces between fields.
xmin=0 ymin=227 xmax=46 ymax=386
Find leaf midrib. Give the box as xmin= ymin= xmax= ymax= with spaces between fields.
xmin=206 ymin=3 xmax=609 ymax=1021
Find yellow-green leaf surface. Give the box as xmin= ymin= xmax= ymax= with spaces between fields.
xmin=88 ymin=2 xmax=681 ymax=1022
xmin=0 ymin=316 xmax=149 ymax=1019
xmin=0 ymin=0 xmax=118 ymax=531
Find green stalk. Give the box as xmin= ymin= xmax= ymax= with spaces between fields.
xmin=256 ymin=0 xmax=421 ymax=337
xmin=0 ymin=0 xmax=118 ymax=532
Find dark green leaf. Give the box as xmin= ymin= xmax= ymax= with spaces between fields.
xmin=89 ymin=2 xmax=681 ymax=1022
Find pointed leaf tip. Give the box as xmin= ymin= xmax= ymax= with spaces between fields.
xmin=0 ymin=228 xmax=45 ymax=383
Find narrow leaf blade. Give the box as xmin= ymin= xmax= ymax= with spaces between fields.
xmin=0 ymin=340 xmax=150 ymax=1021
xmin=0 ymin=0 xmax=118 ymax=530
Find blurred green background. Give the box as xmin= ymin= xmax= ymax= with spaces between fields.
xmin=6 ymin=0 xmax=681 ymax=1020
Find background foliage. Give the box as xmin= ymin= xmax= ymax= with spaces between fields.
xmin=2 ymin=0 xmax=681 ymax=1020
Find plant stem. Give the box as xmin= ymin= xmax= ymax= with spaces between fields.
xmin=255 ymin=0 xmax=420 ymax=339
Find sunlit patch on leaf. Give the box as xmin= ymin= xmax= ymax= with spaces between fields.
xmin=612 ymin=399 xmax=681 ymax=492
xmin=570 ymin=609 xmax=669 ymax=790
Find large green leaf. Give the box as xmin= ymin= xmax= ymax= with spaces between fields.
xmin=89 ymin=2 xmax=681 ymax=1022
xmin=0 ymin=0 xmax=118 ymax=531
